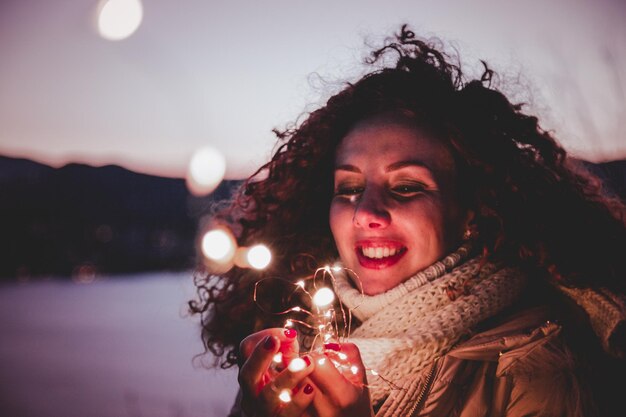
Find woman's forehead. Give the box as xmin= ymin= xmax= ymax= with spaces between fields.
xmin=335 ymin=116 xmax=455 ymax=173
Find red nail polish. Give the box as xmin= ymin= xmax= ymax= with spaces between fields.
xmin=303 ymin=384 xmax=314 ymax=395
xmin=324 ymin=342 xmax=341 ymax=351
xmin=284 ymin=328 xmax=297 ymax=339
xmin=303 ymin=356 xmax=311 ymax=367
xmin=263 ymin=336 xmax=275 ymax=350
xmin=292 ymin=385 xmax=300 ymax=395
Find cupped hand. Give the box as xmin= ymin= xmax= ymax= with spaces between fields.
xmin=307 ymin=343 xmax=374 ymax=417
xmin=238 ymin=328 xmax=316 ymax=417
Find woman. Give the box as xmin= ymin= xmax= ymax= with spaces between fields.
xmin=190 ymin=26 xmax=626 ymax=416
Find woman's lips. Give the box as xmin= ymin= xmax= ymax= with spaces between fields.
xmin=355 ymin=241 xmax=407 ymax=270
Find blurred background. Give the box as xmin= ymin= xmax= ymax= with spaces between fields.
xmin=1 ymin=0 xmax=624 ymax=416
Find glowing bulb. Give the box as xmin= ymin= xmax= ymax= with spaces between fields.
xmin=350 ymin=365 xmax=359 ymax=375
xmin=292 ymin=307 xmax=302 ymax=312
xmin=318 ymin=358 xmax=326 ymax=365
xmin=201 ymin=229 xmax=235 ymax=262
xmin=323 ymin=333 xmax=332 ymax=341
xmin=324 ymin=310 xmax=332 ymax=318
xmin=97 ymin=0 xmax=143 ymax=41
xmin=332 ymin=265 xmax=342 ymax=272
xmin=186 ymin=146 xmax=226 ymax=196
xmin=288 ymin=358 xmax=307 ymax=372
xmin=296 ymin=280 xmax=305 ymax=288
xmin=247 ymin=244 xmax=272 ymax=269
xmin=285 ymin=320 xmax=293 ymax=327
xmin=324 ymin=265 xmax=331 ymax=273
xmin=313 ymin=287 xmax=335 ymax=307
xmin=337 ymin=352 xmax=348 ymax=361
xmin=371 ymin=370 xmax=379 ymax=376
xmin=278 ymin=389 xmax=292 ymax=403
xmin=273 ymin=353 xmax=283 ymax=363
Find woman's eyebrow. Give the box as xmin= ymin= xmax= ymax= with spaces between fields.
xmin=385 ymin=160 xmax=431 ymax=172
xmin=334 ymin=164 xmax=361 ymax=173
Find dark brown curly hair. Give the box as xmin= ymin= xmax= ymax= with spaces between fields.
xmin=189 ymin=25 xmax=626 ymax=369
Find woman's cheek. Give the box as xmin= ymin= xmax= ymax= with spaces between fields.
xmin=329 ymin=200 xmax=351 ymax=231
xmin=329 ymin=200 xmax=354 ymax=257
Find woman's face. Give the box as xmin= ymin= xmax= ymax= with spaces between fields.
xmin=329 ymin=115 xmax=468 ymax=295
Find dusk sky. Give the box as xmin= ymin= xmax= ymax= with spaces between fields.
xmin=1 ymin=0 xmax=624 ymax=179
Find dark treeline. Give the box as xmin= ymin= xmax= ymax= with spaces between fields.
xmin=0 ymin=156 xmax=240 ymax=280
xmin=0 ymin=155 xmax=623 ymax=281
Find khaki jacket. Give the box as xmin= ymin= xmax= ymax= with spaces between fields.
xmin=231 ymin=304 xmax=622 ymax=417
xmin=377 ymin=306 xmax=596 ymax=417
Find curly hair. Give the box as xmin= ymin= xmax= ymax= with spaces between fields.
xmin=189 ymin=25 xmax=626 ymax=369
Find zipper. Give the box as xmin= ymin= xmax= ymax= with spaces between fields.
xmin=407 ymin=359 xmax=439 ymax=417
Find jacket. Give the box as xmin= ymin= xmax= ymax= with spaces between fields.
xmin=376 ymin=305 xmax=597 ymax=417
xmin=229 ymin=300 xmax=624 ymax=417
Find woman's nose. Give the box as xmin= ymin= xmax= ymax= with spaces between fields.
xmin=353 ymin=188 xmax=391 ymax=229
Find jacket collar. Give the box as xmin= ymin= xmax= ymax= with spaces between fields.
xmin=447 ymin=305 xmax=560 ymax=376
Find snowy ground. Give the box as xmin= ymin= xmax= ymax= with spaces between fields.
xmin=0 ymin=272 xmax=238 ymax=417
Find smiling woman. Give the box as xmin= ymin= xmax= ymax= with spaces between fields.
xmin=330 ymin=115 xmax=468 ymax=295
xmin=190 ymin=26 xmax=626 ymax=417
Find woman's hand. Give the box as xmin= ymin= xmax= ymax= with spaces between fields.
xmin=238 ymin=328 xmax=316 ymax=417
xmin=307 ymin=343 xmax=374 ymax=417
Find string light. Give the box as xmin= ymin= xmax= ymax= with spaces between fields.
xmin=287 ymin=357 xmax=307 ymax=372
xmin=278 ymin=389 xmax=292 ymax=403
xmin=312 ymin=287 xmax=335 ymax=307
xmin=251 ymin=264 xmax=392 ymax=400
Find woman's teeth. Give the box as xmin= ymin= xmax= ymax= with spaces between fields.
xmin=361 ymin=247 xmax=398 ymax=259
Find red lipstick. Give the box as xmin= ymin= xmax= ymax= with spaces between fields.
xmin=355 ymin=240 xmax=406 ymax=270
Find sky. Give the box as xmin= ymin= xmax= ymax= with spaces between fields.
xmin=0 ymin=0 xmax=625 ymax=179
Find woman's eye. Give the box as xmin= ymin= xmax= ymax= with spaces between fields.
xmin=334 ymin=185 xmax=364 ymax=196
xmin=391 ymin=183 xmax=427 ymax=196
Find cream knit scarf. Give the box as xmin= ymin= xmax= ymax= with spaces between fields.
xmin=333 ymin=245 xmax=527 ymax=405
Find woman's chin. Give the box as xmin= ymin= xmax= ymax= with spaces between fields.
xmin=357 ymin=271 xmax=404 ymax=295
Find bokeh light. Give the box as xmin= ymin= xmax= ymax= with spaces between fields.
xmin=97 ymin=0 xmax=143 ymax=41
xmin=201 ymin=229 xmax=235 ymax=263
xmin=246 ymin=244 xmax=272 ymax=270
xmin=186 ymin=146 xmax=226 ymax=196
xmin=312 ymin=287 xmax=335 ymax=307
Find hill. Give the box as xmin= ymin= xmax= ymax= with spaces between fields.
xmin=0 ymin=156 xmax=240 ymax=280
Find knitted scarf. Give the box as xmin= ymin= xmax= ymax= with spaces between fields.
xmin=333 ymin=245 xmax=527 ymax=405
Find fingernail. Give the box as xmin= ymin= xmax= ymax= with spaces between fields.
xmin=263 ymin=336 xmax=275 ymax=350
xmin=303 ymin=355 xmax=311 ymax=367
xmin=303 ymin=384 xmax=314 ymax=395
xmin=284 ymin=329 xmax=297 ymax=339
xmin=292 ymin=385 xmax=300 ymax=395
xmin=324 ymin=342 xmax=341 ymax=351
